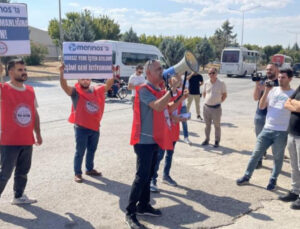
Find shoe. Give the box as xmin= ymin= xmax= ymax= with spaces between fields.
xmin=279 ymin=191 xmax=298 ymax=202
xmin=236 ymin=175 xmax=250 ymax=186
xmin=137 ymin=204 xmax=162 ymax=217
xmin=85 ymin=169 xmax=102 ymax=176
xmin=201 ymin=140 xmax=209 ymax=146
xmin=266 ymin=178 xmax=277 ymax=191
xmin=74 ymin=174 xmax=83 ymax=183
xmin=213 ymin=141 xmax=219 ymax=148
xmin=256 ymin=160 xmax=263 ymax=169
xmin=197 ymin=115 xmax=203 ymax=120
xmin=291 ymin=198 xmax=300 ymax=210
xmin=150 ymin=180 xmax=159 ymax=193
xmin=184 ymin=137 xmax=192 ymax=145
xmin=125 ymin=214 xmax=144 ymax=229
xmin=162 ymin=176 xmax=177 ymax=187
xmin=11 ymin=194 xmax=37 ymax=205
xmin=263 ymin=151 xmax=267 ymax=159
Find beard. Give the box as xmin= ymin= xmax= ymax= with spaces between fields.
xmin=14 ymin=74 xmax=27 ymax=82
xmin=267 ymin=73 xmax=276 ymax=80
xmin=80 ymin=84 xmax=89 ymax=89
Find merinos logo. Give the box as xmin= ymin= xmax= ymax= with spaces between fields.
xmin=68 ymin=43 xmax=109 ymax=52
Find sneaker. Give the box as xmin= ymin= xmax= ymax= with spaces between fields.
xmin=266 ymin=178 xmax=277 ymax=191
xmin=85 ymin=169 xmax=102 ymax=176
xmin=125 ymin=214 xmax=144 ymax=229
xmin=291 ymin=198 xmax=300 ymax=210
xmin=74 ymin=174 xmax=83 ymax=183
xmin=236 ymin=175 xmax=250 ymax=186
xmin=137 ymin=205 xmax=162 ymax=217
xmin=11 ymin=194 xmax=37 ymax=205
xmin=150 ymin=180 xmax=159 ymax=193
xmin=197 ymin=115 xmax=203 ymax=120
xmin=184 ymin=137 xmax=192 ymax=145
xmin=201 ymin=140 xmax=209 ymax=146
xmin=213 ymin=141 xmax=219 ymax=148
xmin=256 ymin=160 xmax=263 ymax=169
xmin=162 ymin=176 xmax=177 ymax=187
xmin=279 ymin=191 xmax=298 ymax=202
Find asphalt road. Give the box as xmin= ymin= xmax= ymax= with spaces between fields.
xmin=0 ymin=75 xmax=300 ymax=229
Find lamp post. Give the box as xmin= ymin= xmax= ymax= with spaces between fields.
xmin=58 ymin=0 xmax=64 ymax=59
xmin=230 ymin=5 xmax=261 ymax=47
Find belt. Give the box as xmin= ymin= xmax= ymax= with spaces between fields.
xmin=205 ymin=104 xmax=221 ymax=108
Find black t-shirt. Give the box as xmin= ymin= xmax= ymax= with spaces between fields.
xmin=188 ymin=74 xmax=203 ymax=95
xmin=288 ymin=85 xmax=300 ymax=136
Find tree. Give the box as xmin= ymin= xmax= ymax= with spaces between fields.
xmin=24 ymin=42 xmax=48 ymax=66
xmin=194 ymin=37 xmax=214 ymax=70
xmin=210 ymin=20 xmax=237 ymax=60
xmin=92 ymin=16 xmax=121 ymax=40
xmin=159 ymin=38 xmax=186 ymax=66
xmin=292 ymin=43 xmax=299 ymax=51
xmin=0 ymin=0 xmax=10 ymax=2
xmin=139 ymin=34 xmax=163 ymax=47
xmin=121 ymin=27 xmax=139 ymax=43
xmin=263 ymin=45 xmax=283 ymax=63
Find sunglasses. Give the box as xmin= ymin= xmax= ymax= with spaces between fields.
xmin=208 ymin=72 xmax=216 ymax=75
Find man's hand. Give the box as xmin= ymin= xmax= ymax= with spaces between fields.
xmin=59 ymin=63 xmax=64 ymax=77
xmin=35 ymin=134 xmax=43 ymax=146
xmin=183 ymin=89 xmax=189 ymax=99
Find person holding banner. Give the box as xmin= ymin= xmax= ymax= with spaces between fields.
xmin=59 ymin=64 xmax=114 ymax=183
xmin=0 ymin=59 xmax=42 ymax=205
xmin=126 ymin=60 xmax=182 ymax=229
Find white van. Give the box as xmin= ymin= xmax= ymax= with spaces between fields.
xmin=220 ymin=47 xmax=259 ymax=77
xmin=94 ymin=40 xmax=164 ymax=81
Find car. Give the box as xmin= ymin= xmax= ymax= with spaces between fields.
xmin=293 ymin=63 xmax=300 ymax=77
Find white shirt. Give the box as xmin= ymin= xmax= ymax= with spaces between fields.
xmin=128 ymin=73 xmax=145 ymax=96
xmin=265 ymin=87 xmax=294 ymax=131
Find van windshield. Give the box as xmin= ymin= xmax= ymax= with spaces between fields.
xmin=222 ymin=51 xmax=240 ymax=63
xmin=122 ymin=52 xmax=158 ymax=66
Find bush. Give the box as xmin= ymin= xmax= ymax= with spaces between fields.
xmin=24 ymin=42 xmax=48 ymax=65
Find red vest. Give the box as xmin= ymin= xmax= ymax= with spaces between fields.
xmin=0 ymin=83 xmax=36 ymax=145
xmin=130 ymin=84 xmax=173 ymax=150
xmin=169 ymin=91 xmax=182 ymax=142
xmin=68 ymin=83 xmax=105 ymax=131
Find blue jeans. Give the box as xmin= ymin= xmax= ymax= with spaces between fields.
xmin=180 ymin=106 xmax=189 ymax=138
xmin=74 ymin=125 xmax=100 ymax=175
xmin=254 ymin=114 xmax=266 ymax=137
xmin=152 ymin=142 xmax=176 ymax=183
xmin=245 ymin=128 xmax=288 ymax=180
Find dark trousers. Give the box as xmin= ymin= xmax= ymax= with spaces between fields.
xmin=0 ymin=145 xmax=33 ymax=198
xmin=126 ymin=144 xmax=158 ymax=215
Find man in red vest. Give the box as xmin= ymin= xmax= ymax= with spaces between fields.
xmin=59 ymin=64 xmax=114 ymax=183
xmin=0 ymin=59 xmax=42 ymax=205
xmin=126 ymin=60 xmax=184 ymax=229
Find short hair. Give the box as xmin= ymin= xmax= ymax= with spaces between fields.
xmin=279 ymin=68 xmax=293 ymax=78
xmin=209 ymin=67 xmax=218 ymax=73
xmin=8 ymin=59 xmax=25 ymax=71
xmin=267 ymin=62 xmax=279 ymax=68
xmin=144 ymin=59 xmax=157 ymax=73
xmin=136 ymin=64 xmax=143 ymax=70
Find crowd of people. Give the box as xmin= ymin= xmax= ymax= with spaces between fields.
xmin=0 ymin=58 xmax=299 ymax=229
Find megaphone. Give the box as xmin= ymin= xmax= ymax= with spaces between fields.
xmin=163 ymin=51 xmax=199 ymax=80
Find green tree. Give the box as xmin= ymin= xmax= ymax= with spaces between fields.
xmin=210 ymin=20 xmax=237 ymax=60
xmin=92 ymin=16 xmax=121 ymax=40
xmin=292 ymin=43 xmax=299 ymax=51
xmin=159 ymin=38 xmax=186 ymax=66
xmin=194 ymin=37 xmax=214 ymax=70
xmin=263 ymin=45 xmax=283 ymax=63
xmin=24 ymin=42 xmax=48 ymax=66
xmin=121 ymin=27 xmax=139 ymax=43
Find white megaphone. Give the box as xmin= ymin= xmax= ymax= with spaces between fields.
xmin=163 ymin=51 xmax=199 ymax=80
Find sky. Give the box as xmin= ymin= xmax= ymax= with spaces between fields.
xmin=11 ymin=0 xmax=300 ymax=47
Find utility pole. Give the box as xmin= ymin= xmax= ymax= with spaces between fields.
xmin=58 ymin=0 xmax=64 ymax=60
xmin=230 ymin=5 xmax=261 ymax=47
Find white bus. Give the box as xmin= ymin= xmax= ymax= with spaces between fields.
xmin=220 ymin=47 xmax=259 ymax=77
xmin=94 ymin=40 xmax=164 ymax=81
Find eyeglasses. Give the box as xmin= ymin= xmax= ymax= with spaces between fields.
xmin=208 ymin=72 xmax=216 ymax=75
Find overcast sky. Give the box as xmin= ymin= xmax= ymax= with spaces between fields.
xmin=18 ymin=0 xmax=300 ymax=47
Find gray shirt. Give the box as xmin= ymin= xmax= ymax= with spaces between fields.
xmin=138 ymin=81 xmax=159 ymax=144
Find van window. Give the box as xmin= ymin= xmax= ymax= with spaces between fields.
xmin=122 ymin=52 xmax=158 ymax=66
xmin=222 ymin=51 xmax=240 ymax=63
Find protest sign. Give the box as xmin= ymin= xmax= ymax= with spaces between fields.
xmin=0 ymin=3 xmax=30 ymax=56
xmin=63 ymin=42 xmax=113 ymax=79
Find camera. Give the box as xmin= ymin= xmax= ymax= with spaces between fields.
xmin=265 ymin=80 xmax=275 ymax=87
xmin=252 ymin=72 xmax=267 ymax=82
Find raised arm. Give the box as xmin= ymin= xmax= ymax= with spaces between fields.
xmin=59 ymin=64 xmax=73 ymax=96
xmin=259 ymin=86 xmax=272 ymax=110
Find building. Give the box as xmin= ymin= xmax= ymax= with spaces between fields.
xmin=29 ymin=26 xmax=59 ymax=60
